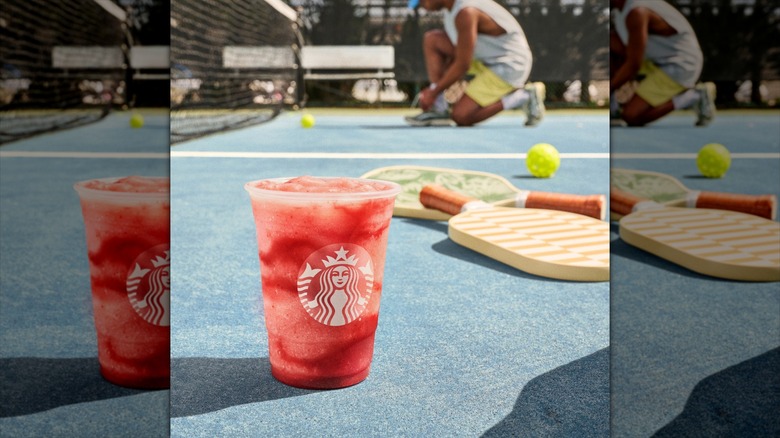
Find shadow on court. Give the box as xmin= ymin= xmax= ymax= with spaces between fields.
xmin=295 ymin=124 xmax=418 ymax=130
xmin=609 ymin=124 xmax=698 ymax=130
xmin=311 ymin=124 xmax=467 ymax=130
xmin=654 ymin=347 xmax=780 ymax=437
xmin=0 ymin=357 xmax=158 ymax=417
xmin=511 ymin=174 xmax=548 ymax=179
xmin=170 ymin=357 xmax=313 ymax=417
xmin=481 ymin=348 xmax=609 ymax=437
xmin=360 ymin=125 xmax=431 ymax=130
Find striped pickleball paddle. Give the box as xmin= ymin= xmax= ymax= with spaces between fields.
xmin=420 ymin=185 xmax=610 ymax=282
xmin=613 ymin=188 xmax=780 ymax=281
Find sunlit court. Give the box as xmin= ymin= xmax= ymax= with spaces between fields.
xmin=162 ymin=0 xmax=616 ymax=433
xmin=169 ymin=107 xmax=611 ymax=434
xmin=1 ymin=0 xmax=778 ymax=436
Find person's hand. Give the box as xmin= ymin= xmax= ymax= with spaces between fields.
xmin=418 ymin=88 xmax=437 ymax=112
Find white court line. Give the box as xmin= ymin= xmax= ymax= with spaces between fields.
xmin=169 ymin=151 xmax=609 ymax=159
xmin=0 ymin=151 xmax=168 ymax=159
xmin=2 ymin=151 xmax=776 ymax=160
xmin=172 ymin=151 xmax=778 ymax=159
xmin=612 ymin=153 xmax=780 ymax=159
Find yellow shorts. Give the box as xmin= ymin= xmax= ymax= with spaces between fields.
xmin=635 ymin=60 xmax=686 ymax=107
xmin=464 ymin=61 xmax=516 ymax=107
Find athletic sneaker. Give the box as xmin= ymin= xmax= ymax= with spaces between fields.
xmin=524 ymin=82 xmax=546 ymax=127
xmin=610 ymin=106 xmax=627 ymax=127
xmin=610 ymin=117 xmax=627 ymax=127
xmin=694 ymin=82 xmax=716 ymax=127
xmin=404 ymin=110 xmax=456 ymax=127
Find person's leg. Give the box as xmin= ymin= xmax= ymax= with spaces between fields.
xmin=610 ymin=29 xmax=626 ymax=64
xmin=451 ymin=86 xmax=542 ymax=127
xmin=621 ymin=61 xmax=686 ymax=126
xmin=621 ymin=94 xmax=674 ymax=126
xmin=450 ymin=94 xmax=503 ymax=126
xmin=405 ymin=29 xmax=457 ymax=126
xmin=623 ymin=84 xmax=715 ymax=127
xmin=449 ymin=61 xmax=519 ymax=126
xmin=422 ymin=29 xmax=455 ymax=84
xmin=609 ymin=30 xmax=626 ymax=123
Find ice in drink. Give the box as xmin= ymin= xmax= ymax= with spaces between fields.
xmin=245 ymin=176 xmax=400 ymax=389
xmin=75 ymin=176 xmax=170 ymax=388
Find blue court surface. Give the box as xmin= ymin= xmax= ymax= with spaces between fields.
xmin=3 ymin=108 xmax=777 ymax=437
xmin=168 ymin=109 xmax=611 ymax=437
xmin=610 ymin=111 xmax=780 ymax=437
xmin=0 ymin=110 xmax=169 ymax=437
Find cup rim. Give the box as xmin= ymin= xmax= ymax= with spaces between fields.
xmin=74 ymin=176 xmax=170 ymax=200
xmin=244 ymin=176 xmax=401 ymax=201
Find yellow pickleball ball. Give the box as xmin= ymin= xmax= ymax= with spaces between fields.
xmin=526 ymin=143 xmax=560 ymax=178
xmin=697 ymin=143 xmax=730 ymax=178
xmin=129 ymin=113 xmax=144 ymax=128
xmin=301 ymin=113 xmax=315 ymax=128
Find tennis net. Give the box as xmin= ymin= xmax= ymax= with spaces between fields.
xmin=170 ymin=0 xmax=302 ymax=143
xmin=0 ymin=0 xmax=127 ymax=144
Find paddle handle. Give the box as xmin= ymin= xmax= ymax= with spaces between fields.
xmin=692 ymin=192 xmax=777 ymax=220
xmin=419 ymin=184 xmax=484 ymax=216
xmin=610 ymin=187 xmax=664 ymax=216
xmin=420 ymin=184 xmax=606 ymax=220
xmin=612 ymin=187 xmax=778 ymax=220
xmin=517 ymin=191 xmax=605 ymax=220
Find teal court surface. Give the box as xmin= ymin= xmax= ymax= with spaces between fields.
xmin=0 ymin=109 xmax=170 ymax=437
xmin=168 ymin=109 xmax=611 ymax=437
xmin=610 ymin=111 xmax=780 ymax=437
xmin=3 ymin=108 xmax=776 ymax=437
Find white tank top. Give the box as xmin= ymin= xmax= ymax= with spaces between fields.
xmin=444 ymin=0 xmax=532 ymax=87
xmin=613 ymin=0 xmax=703 ymax=87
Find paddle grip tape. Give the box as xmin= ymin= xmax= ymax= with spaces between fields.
xmin=632 ymin=201 xmax=665 ymax=212
xmin=514 ymin=191 xmax=530 ymax=208
xmin=462 ymin=200 xmax=493 ymax=212
xmin=686 ymin=191 xmax=701 ymax=208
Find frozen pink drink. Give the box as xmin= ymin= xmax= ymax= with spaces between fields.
xmin=75 ymin=176 xmax=170 ymax=388
xmin=245 ymin=176 xmax=400 ymax=389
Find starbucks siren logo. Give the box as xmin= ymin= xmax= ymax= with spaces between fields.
xmin=126 ymin=244 xmax=170 ymax=326
xmin=297 ymin=244 xmax=374 ymax=326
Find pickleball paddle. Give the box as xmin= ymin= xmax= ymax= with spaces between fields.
xmin=361 ymin=165 xmax=605 ymax=221
xmin=610 ymin=168 xmax=776 ymax=221
xmin=612 ymin=187 xmax=780 ymax=282
xmin=419 ymin=184 xmax=610 ymax=282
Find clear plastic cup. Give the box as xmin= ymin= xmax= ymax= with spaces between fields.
xmin=244 ymin=176 xmax=401 ymax=389
xmin=74 ymin=176 xmax=170 ymax=388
